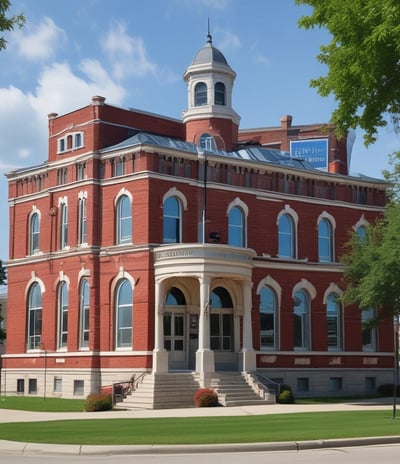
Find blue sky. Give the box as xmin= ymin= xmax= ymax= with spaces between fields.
xmin=0 ymin=0 xmax=398 ymax=261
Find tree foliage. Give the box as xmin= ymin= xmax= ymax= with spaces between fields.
xmin=340 ymin=151 xmax=400 ymax=321
xmin=0 ymin=0 xmax=25 ymax=51
xmin=296 ymin=0 xmax=400 ymax=145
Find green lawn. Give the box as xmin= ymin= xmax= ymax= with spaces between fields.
xmin=0 ymin=396 xmax=84 ymax=412
xmin=0 ymin=411 xmax=398 ymax=445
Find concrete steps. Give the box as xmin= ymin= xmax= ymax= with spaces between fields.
xmin=115 ymin=371 xmax=275 ymax=410
xmin=210 ymin=372 xmax=275 ymax=407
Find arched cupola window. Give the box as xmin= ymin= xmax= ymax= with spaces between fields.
xmin=214 ymin=82 xmax=225 ymax=105
xmin=195 ymin=82 xmax=207 ymax=106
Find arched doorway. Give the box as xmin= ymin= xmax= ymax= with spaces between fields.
xmin=210 ymin=287 xmax=237 ymax=371
xmin=164 ymin=287 xmax=198 ymax=370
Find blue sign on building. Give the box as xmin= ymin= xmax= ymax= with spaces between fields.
xmin=290 ymin=139 xmax=328 ymax=170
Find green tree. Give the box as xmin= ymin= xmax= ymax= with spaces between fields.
xmin=340 ymin=151 xmax=400 ymax=416
xmin=0 ymin=0 xmax=25 ymax=51
xmin=296 ymin=0 xmax=400 ymax=145
xmin=0 ymin=259 xmax=6 ymax=344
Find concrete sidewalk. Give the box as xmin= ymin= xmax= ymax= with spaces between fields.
xmin=0 ymin=398 xmax=398 ymax=456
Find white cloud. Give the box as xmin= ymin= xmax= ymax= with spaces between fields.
xmin=29 ymin=61 xmax=126 ymax=118
xmin=215 ymin=29 xmax=241 ymax=54
xmin=12 ymin=17 xmax=66 ymax=61
xmin=101 ymin=21 xmax=157 ymax=80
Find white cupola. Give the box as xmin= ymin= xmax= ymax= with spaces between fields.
xmin=183 ymin=33 xmax=240 ymax=151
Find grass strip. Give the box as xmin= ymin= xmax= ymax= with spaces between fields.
xmin=0 ymin=396 xmax=84 ymax=412
xmin=0 ymin=411 xmax=398 ymax=445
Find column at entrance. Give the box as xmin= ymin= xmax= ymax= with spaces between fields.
xmin=196 ymin=274 xmax=215 ymax=375
xmin=152 ymin=279 xmax=168 ymax=372
xmin=239 ymin=279 xmax=256 ymax=371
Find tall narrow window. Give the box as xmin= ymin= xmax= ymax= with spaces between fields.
xmin=60 ymin=203 xmax=68 ymax=249
xmin=116 ymin=279 xmax=133 ymax=348
xmin=58 ymin=281 xmax=68 ymax=349
xmin=326 ymin=293 xmax=342 ymax=350
xmin=78 ymin=197 xmax=87 ymax=245
xmin=228 ymin=206 xmax=245 ymax=247
xmin=210 ymin=287 xmax=234 ymax=351
xmin=194 ymin=82 xmax=207 ymax=106
xmin=214 ymin=82 xmax=225 ymax=105
xmin=260 ymin=287 xmax=277 ymax=350
xmin=163 ymin=196 xmax=181 ymax=243
xmin=79 ymin=279 xmax=90 ymax=348
xmin=318 ymin=218 xmax=333 ymax=262
xmin=293 ymin=290 xmax=309 ymax=350
xmin=116 ymin=195 xmax=132 ymax=244
xmin=114 ymin=156 xmax=126 ymax=177
xmin=30 ymin=213 xmax=40 ymax=255
xmin=362 ymin=308 xmax=377 ymax=351
xmin=27 ymin=283 xmax=42 ymax=350
xmin=74 ymin=133 xmax=82 ymax=148
xmin=278 ymin=214 xmax=295 ymax=258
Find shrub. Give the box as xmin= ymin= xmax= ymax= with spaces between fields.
xmin=194 ymin=387 xmax=219 ymax=407
xmin=377 ymin=384 xmax=400 ymax=397
xmin=277 ymin=386 xmax=295 ymax=404
xmin=84 ymin=392 xmax=113 ymax=412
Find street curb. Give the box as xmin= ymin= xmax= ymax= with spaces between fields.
xmin=1 ymin=436 xmax=400 ymax=456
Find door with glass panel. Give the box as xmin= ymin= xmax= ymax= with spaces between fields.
xmin=164 ymin=312 xmax=185 ymax=370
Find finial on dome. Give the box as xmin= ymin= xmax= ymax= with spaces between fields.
xmin=207 ymin=17 xmax=212 ymax=43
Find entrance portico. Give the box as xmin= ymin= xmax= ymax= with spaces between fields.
xmin=152 ymin=244 xmax=257 ymax=375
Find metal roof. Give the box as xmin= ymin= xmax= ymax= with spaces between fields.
xmin=101 ymin=132 xmax=317 ymax=171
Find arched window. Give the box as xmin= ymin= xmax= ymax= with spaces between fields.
xmin=116 ymin=279 xmax=133 ymax=348
xmin=199 ymin=133 xmax=216 ymax=151
xmin=30 ymin=212 xmax=40 ymax=255
xmin=318 ymin=218 xmax=333 ymax=262
xmin=58 ymin=281 xmax=68 ymax=349
xmin=210 ymin=287 xmax=233 ymax=351
xmin=79 ymin=279 xmax=90 ymax=348
xmin=214 ymin=82 xmax=225 ymax=105
xmin=163 ymin=196 xmax=181 ymax=243
xmin=116 ymin=195 xmax=132 ymax=244
xmin=27 ymin=283 xmax=42 ymax=350
xmin=194 ymin=82 xmax=207 ymax=106
xmin=260 ymin=287 xmax=277 ymax=350
xmin=326 ymin=293 xmax=342 ymax=350
xmin=293 ymin=290 xmax=309 ymax=350
xmin=165 ymin=287 xmax=186 ymax=305
xmin=78 ymin=197 xmax=87 ymax=245
xmin=60 ymin=203 xmax=68 ymax=249
xmin=228 ymin=206 xmax=245 ymax=247
xmin=278 ymin=214 xmax=295 ymax=258
xmin=362 ymin=308 xmax=377 ymax=351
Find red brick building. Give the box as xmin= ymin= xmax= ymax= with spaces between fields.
xmin=1 ymin=34 xmax=393 ymax=404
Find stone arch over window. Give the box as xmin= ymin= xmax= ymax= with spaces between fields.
xmin=26 ymin=282 xmax=43 ymax=351
xmin=277 ymin=205 xmax=298 ymax=259
xmin=257 ymin=275 xmax=282 ymax=309
xmin=194 ymin=82 xmax=207 ymax=106
xmin=162 ymin=187 xmax=188 ymax=210
xmin=115 ymin=194 xmax=132 ymax=245
xmin=292 ymin=279 xmax=317 ymax=301
xmin=111 ymin=268 xmax=135 ymax=350
xmin=323 ymin=283 xmax=343 ymax=303
xmin=28 ymin=206 xmax=41 ymax=255
xmin=353 ymin=214 xmax=369 ymax=235
xmin=318 ymin=212 xmax=336 ymax=263
xmin=25 ymin=272 xmax=46 ymax=297
xmin=227 ymin=198 xmax=248 ymax=248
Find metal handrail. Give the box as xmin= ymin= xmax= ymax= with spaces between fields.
xmin=249 ymin=371 xmax=282 ymax=397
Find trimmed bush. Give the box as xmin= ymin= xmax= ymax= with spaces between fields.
xmin=84 ymin=392 xmax=113 ymax=412
xmin=277 ymin=387 xmax=295 ymax=404
xmin=194 ymin=387 xmax=219 ymax=407
xmin=377 ymin=384 xmax=400 ymax=397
